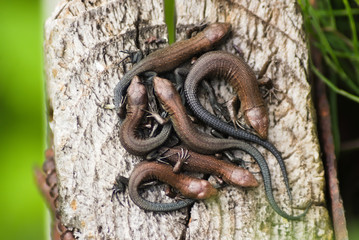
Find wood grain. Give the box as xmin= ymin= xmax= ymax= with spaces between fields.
xmin=44 ymin=0 xmax=334 ymax=238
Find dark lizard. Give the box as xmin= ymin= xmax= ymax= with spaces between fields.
xmin=114 ymin=22 xmax=231 ymax=117
xmin=118 ymin=161 xmax=218 ymax=212
xmin=151 ymin=146 xmax=258 ymax=188
xmin=153 ymin=76 xmax=311 ymax=220
xmin=119 ymin=75 xmax=171 ymax=156
xmin=183 ymin=50 xmax=292 ymax=200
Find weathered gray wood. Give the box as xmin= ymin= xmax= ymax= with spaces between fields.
xmin=44 ymin=0 xmax=334 ymax=239
xmin=176 ymin=1 xmax=333 ymax=239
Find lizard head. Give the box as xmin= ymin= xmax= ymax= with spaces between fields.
xmin=153 ymin=76 xmax=180 ymax=112
xmin=126 ymin=75 xmax=148 ymax=107
xmin=185 ymin=179 xmax=218 ymax=200
xmin=227 ymin=168 xmax=259 ymax=188
xmin=244 ymin=106 xmax=269 ymax=139
xmin=203 ymin=22 xmax=231 ymax=46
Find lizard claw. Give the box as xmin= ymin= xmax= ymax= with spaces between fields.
xmin=258 ymin=77 xmax=283 ymax=103
xmin=262 ymin=86 xmax=282 ymax=103
xmin=109 ymin=175 xmax=129 ymax=205
xmin=144 ymin=109 xmax=168 ymax=125
xmin=173 ymin=148 xmax=190 ymax=173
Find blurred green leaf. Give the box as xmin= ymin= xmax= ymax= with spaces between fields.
xmin=164 ymin=0 xmax=175 ymax=44
xmin=0 ymin=0 xmax=46 ymax=239
xmin=300 ymin=0 xmax=359 ymax=236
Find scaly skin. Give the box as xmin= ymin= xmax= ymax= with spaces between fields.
xmin=159 ymin=146 xmax=258 ymax=188
xmin=119 ymin=76 xmax=171 ymax=156
xmin=128 ymin=161 xmax=218 ymax=212
xmin=153 ymin=76 xmax=311 ymax=220
xmin=114 ymin=23 xmax=231 ymax=117
xmin=184 ymin=50 xmax=292 ymax=200
xmin=185 ymin=51 xmax=268 ymax=138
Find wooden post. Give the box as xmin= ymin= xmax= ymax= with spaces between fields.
xmin=44 ymin=0 xmax=334 ymax=238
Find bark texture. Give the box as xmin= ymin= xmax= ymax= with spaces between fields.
xmin=44 ymin=0 xmax=334 ymax=239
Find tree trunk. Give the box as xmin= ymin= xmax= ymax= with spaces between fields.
xmin=44 ymin=0 xmax=334 ymax=239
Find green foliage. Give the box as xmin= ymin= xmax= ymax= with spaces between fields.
xmin=299 ymin=1 xmax=359 ymax=239
xmin=299 ymin=0 xmax=359 ymax=103
xmin=299 ymin=0 xmax=359 ymax=156
xmin=0 ymin=0 xmax=45 ymax=239
xmin=164 ymin=0 xmax=175 ymax=44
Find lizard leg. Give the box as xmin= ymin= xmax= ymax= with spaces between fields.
xmin=172 ymin=148 xmax=191 ymax=173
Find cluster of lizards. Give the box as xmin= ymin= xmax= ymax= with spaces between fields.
xmin=112 ymin=22 xmax=311 ymax=220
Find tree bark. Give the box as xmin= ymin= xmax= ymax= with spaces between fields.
xmin=44 ymin=0 xmax=334 ymax=239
